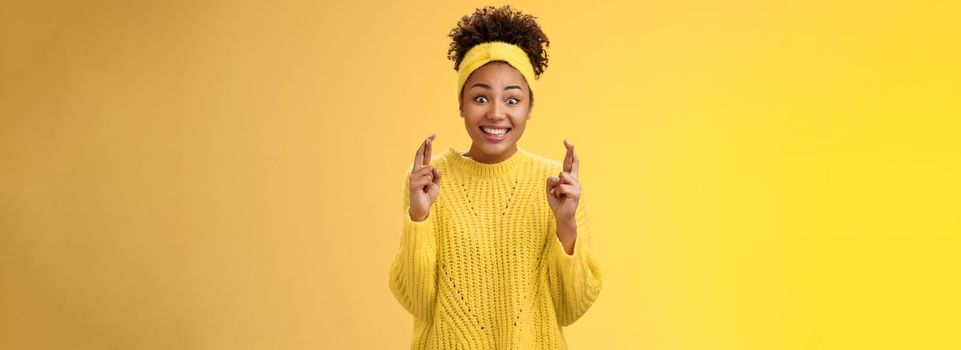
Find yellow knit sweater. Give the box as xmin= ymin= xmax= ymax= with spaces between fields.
xmin=389 ymin=146 xmax=602 ymax=349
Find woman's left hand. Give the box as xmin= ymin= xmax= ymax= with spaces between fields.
xmin=546 ymin=139 xmax=580 ymax=222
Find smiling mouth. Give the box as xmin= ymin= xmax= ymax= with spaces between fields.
xmin=480 ymin=126 xmax=511 ymax=137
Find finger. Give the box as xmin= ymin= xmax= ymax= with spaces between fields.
xmin=412 ymin=172 xmax=434 ymax=187
xmin=416 ymin=168 xmax=435 ymax=180
xmin=411 ymin=165 xmax=433 ymax=177
xmin=411 ymin=177 xmax=429 ymax=191
xmin=412 ymin=166 xmax=435 ymax=181
xmin=550 ymin=177 xmax=562 ymax=198
xmin=416 ymin=172 xmax=435 ymax=182
xmin=558 ymin=171 xmax=579 ymax=185
xmin=413 ymin=140 xmax=426 ymax=170
xmin=570 ymin=145 xmax=579 ymax=178
xmin=423 ymin=134 xmax=435 ymax=167
xmin=412 ymin=133 xmax=436 ymax=170
xmin=546 ymin=176 xmax=559 ymax=197
xmin=555 ymin=184 xmax=579 ymax=198
xmin=563 ymin=139 xmax=574 ymax=173
xmin=432 ymin=167 xmax=442 ymax=185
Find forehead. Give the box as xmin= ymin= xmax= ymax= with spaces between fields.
xmin=465 ymin=61 xmax=530 ymax=88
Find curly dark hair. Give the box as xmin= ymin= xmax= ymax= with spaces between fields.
xmin=447 ymin=5 xmax=550 ymax=78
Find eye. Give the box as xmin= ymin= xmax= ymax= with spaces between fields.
xmin=507 ymin=97 xmax=520 ymax=105
xmin=474 ymin=96 xmax=488 ymax=103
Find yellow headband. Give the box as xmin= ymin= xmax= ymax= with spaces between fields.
xmin=456 ymin=41 xmax=537 ymax=100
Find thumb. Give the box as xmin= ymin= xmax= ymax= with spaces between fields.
xmin=546 ymin=176 xmax=558 ymax=196
xmin=432 ymin=167 xmax=442 ymax=185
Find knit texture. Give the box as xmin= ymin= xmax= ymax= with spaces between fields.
xmin=389 ymin=146 xmax=602 ymax=349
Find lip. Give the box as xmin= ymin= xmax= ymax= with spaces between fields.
xmin=479 ymin=125 xmax=511 ymax=142
xmin=480 ymin=124 xmax=512 ymax=130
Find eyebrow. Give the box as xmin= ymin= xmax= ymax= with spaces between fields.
xmin=470 ymin=83 xmax=524 ymax=92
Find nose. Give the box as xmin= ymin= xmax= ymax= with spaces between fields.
xmin=486 ymin=100 xmax=507 ymax=121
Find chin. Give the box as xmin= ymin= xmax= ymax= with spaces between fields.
xmin=483 ymin=141 xmax=515 ymax=154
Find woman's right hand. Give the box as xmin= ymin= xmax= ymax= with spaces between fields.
xmin=409 ymin=133 xmax=441 ymax=222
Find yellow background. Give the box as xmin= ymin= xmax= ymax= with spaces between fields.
xmin=2 ymin=0 xmax=959 ymax=349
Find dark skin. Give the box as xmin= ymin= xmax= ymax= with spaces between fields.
xmin=408 ymin=61 xmax=581 ymax=255
xmin=459 ymin=61 xmax=531 ymax=164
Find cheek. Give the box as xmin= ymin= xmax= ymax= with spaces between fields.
xmin=462 ymin=109 xmax=479 ymax=122
xmin=509 ymin=113 xmax=529 ymax=128
xmin=464 ymin=105 xmax=479 ymax=115
xmin=463 ymin=115 xmax=482 ymax=133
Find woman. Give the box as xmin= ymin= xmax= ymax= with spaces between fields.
xmin=388 ymin=5 xmax=602 ymax=349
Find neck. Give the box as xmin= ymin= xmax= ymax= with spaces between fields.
xmin=463 ymin=143 xmax=518 ymax=164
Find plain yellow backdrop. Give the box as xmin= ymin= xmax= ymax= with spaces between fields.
xmin=2 ymin=0 xmax=959 ymax=349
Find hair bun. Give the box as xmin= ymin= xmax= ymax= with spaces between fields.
xmin=447 ymin=5 xmax=550 ymax=78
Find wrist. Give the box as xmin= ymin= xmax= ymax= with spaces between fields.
xmin=555 ymin=217 xmax=577 ymax=238
xmin=555 ymin=221 xmax=577 ymax=256
xmin=555 ymin=216 xmax=576 ymax=229
xmin=409 ymin=208 xmax=429 ymax=222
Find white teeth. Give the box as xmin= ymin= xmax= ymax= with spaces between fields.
xmin=481 ymin=127 xmax=508 ymax=136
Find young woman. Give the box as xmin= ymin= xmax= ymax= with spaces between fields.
xmin=389 ymin=6 xmax=602 ymax=349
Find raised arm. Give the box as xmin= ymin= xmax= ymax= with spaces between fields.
xmin=388 ymin=134 xmax=442 ymax=320
xmin=545 ymin=139 xmax=602 ymax=326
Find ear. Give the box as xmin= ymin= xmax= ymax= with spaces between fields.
xmin=525 ymin=106 xmax=532 ymax=120
xmin=528 ymin=91 xmax=535 ymax=117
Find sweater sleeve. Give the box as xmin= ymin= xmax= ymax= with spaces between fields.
xmin=547 ymin=195 xmax=603 ymax=327
xmin=388 ymin=173 xmax=439 ymax=321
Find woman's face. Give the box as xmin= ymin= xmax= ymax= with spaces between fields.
xmin=459 ymin=61 xmax=532 ymax=164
